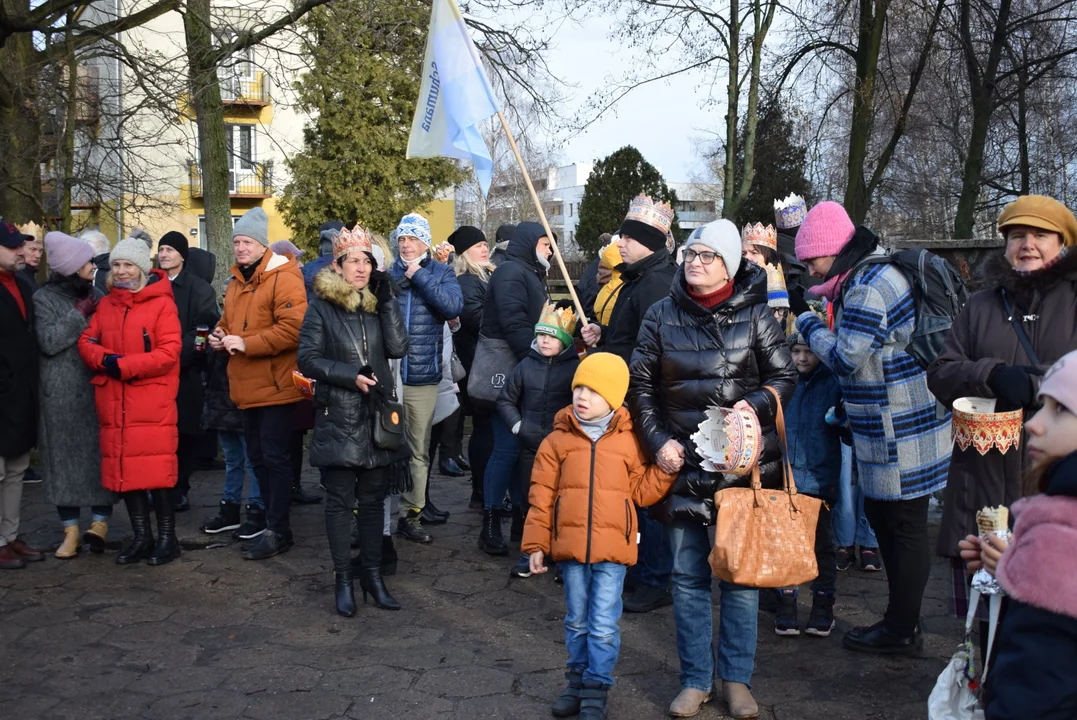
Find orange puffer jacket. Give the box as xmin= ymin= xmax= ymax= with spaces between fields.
xmin=218 ymin=250 xmax=307 ymax=409
xmin=522 ymin=406 xmax=676 ymax=566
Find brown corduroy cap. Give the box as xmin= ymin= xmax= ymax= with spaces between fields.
xmin=997 ymin=195 xmax=1077 ymax=248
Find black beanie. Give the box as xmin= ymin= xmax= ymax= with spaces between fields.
xmin=448 ymin=226 xmax=487 ymax=255
xmin=495 ymin=223 xmax=517 ymax=244
xmin=619 ymin=219 xmax=666 ymax=252
xmin=159 ymin=231 xmax=190 ymax=261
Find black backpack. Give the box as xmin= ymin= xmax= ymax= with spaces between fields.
xmin=842 ymin=249 xmax=969 ymax=370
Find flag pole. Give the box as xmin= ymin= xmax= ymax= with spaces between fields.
xmin=495 ymin=111 xmax=589 ymax=325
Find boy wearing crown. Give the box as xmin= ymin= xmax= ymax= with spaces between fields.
xmin=487 ymin=302 xmax=581 ymax=573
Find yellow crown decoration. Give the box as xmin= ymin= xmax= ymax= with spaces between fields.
xmin=741 ymin=222 xmax=778 ymax=252
xmin=624 ymin=194 xmax=675 ymax=236
xmin=18 ymin=221 xmax=42 ymax=242
xmin=535 ymin=300 xmax=578 ymax=347
xmin=333 ymin=224 xmax=372 ymax=259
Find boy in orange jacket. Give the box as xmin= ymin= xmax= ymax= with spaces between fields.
xmin=522 ymin=352 xmax=676 ymax=720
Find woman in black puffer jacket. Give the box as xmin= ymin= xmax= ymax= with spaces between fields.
xmin=629 ymin=219 xmax=796 ymax=718
xmin=298 ymin=229 xmax=409 ymax=617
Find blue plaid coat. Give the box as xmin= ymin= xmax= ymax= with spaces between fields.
xmin=796 ymin=259 xmax=951 ymax=500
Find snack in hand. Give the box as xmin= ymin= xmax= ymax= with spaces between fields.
xmin=976 ymin=505 xmax=1010 ymax=536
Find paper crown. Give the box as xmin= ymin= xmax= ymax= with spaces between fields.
xmin=333 ymin=224 xmax=372 ymax=260
xmin=535 ymin=300 xmax=578 ymax=347
xmin=773 ymin=193 xmax=808 ymax=230
xmin=624 ymin=194 xmax=675 ymax=236
xmin=765 ymin=262 xmax=789 ymax=309
xmin=18 ymin=221 xmax=42 ymax=242
xmin=741 ymin=222 xmax=777 ymax=252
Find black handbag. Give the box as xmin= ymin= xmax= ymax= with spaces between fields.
xmin=338 ymin=311 xmax=406 ymax=452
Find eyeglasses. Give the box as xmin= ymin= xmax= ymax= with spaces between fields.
xmin=684 ymin=249 xmax=719 ymax=265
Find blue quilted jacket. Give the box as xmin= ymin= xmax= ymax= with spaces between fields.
xmin=389 ymin=255 xmax=463 ymax=386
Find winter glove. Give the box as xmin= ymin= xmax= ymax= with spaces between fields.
xmin=788 ymin=286 xmax=810 ymax=316
xmin=554 ymin=298 xmax=574 ymax=311
xmin=74 ymin=295 xmax=99 ymax=318
xmin=988 ymin=365 xmax=1040 ymax=412
xmin=370 ymin=270 xmax=393 ymax=306
xmin=103 ymin=354 xmax=123 ymax=380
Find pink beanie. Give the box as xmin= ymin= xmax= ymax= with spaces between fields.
xmin=795 ymin=201 xmax=856 ymax=261
xmin=44 ymin=231 xmax=94 ymax=277
xmin=1039 ymin=350 xmax=1077 ymax=412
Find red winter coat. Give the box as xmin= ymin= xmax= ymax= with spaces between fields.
xmin=78 ymin=271 xmax=182 ymax=492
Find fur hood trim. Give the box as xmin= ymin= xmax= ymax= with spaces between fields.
xmin=997 ymin=493 xmax=1077 ymax=619
xmin=313 ymin=266 xmax=377 ymax=313
xmin=985 ymin=247 xmax=1077 ymax=295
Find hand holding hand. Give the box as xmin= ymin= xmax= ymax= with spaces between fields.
xmin=657 ymin=439 xmax=685 ymax=474
xmin=74 ymin=295 xmax=99 ymax=318
xmin=221 ymin=335 xmax=246 ymax=355
xmin=581 ymin=323 xmax=602 ymax=347
xmin=958 ymin=535 xmax=983 ymax=573
xmin=529 ymin=550 xmax=548 ymax=575
xmin=355 ymin=373 xmax=377 ymax=394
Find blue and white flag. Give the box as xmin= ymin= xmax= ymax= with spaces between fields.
xmin=406 ymin=0 xmax=499 ymax=196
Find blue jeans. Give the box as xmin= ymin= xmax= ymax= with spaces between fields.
xmin=833 ymin=444 xmax=877 ymax=548
xmin=669 ymin=520 xmax=758 ymax=690
xmin=483 ymin=415 xmax=521 ymax=511
xmin=220 ymin=430 xmax=263 ymax=508
xmin=561 ymin=560 xmax=627 ymax=687
xmin=57 ymin=505 xmax=112 ymax=526
xmin=627 ymin=509 xmax=672 ymax=589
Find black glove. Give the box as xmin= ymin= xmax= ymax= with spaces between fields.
xmin=103 ymin=354 xmax=123 ymax=380
xmin=788 ymin=286 xmax=810 ymax=316
xmin=554 ymin=298 xmax=574 ymax=311
xmin=370 ymin=270 xmax=393 ymax=306
xmin=988 ymin=365 xmax=1038 ymax=412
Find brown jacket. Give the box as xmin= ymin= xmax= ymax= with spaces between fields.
xmin=521 ymin=406 xmax=676 ymax=566
xmin=219 ymin=249 xmax=307 ymax=409
xmin=928 ymin=249 xmax=1077 ymax=557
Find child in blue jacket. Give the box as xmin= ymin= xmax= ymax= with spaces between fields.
xmin=775 ymin=332 xmax=844 ymax=637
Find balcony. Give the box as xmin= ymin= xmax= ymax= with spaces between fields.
xmin=189 ymin=160 xmax=273 ymax=199
xmin=220 ymin=73 xmax=270 ymax=107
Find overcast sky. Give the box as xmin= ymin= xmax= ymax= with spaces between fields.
xmin=540 ymin=18 xmax=723 ymax=183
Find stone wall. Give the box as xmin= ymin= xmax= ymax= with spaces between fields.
xmin=885 ymin=238 xmax=1005 ymax=293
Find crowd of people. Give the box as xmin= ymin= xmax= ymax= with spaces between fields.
xmin=0 ymin=188 xmax=1075 ymax=720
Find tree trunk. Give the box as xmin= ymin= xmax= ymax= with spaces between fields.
xmin=722 ymin=0 xmax=740 ymax=220
xmin=60 ymin=18 xmax=78 ymax=233
xmin=953 ymin=0 xmax=1012 ymax=239
xmin=843 ymin=0 xmax=887 ymax=224
xmin=184 ymin=0 xmax=234 ymax=288
xmin=0 ymin=0 xmax=44 ymax=223
xmin=730 ymin=0 xmax=776 ymax=222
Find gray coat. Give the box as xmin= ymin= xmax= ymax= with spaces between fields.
xmin=33 ymin=281 xmax=114 ymax=508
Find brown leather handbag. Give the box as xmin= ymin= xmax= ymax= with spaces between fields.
xmin=708 ymin=386 xmax=823 ymax=588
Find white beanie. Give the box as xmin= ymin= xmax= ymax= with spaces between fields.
xmin=685 ymin=219 xmax=742 ymax=278
xmin=109 ymin=236 xmax=152 ymax=277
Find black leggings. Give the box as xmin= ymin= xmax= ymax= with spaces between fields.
xmin=468 ymin=411 xmax=494 ymax=498
xmin=323 ymin=466 xmax=389 ymax=573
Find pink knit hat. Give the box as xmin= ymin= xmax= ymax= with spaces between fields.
xmin=795 ymin=201 xmax=856 ymax=261
xmin=1039 ymin=350 xmax=1077 ymax=412
xmin=44 ymin=231 xmax=94 ymax=277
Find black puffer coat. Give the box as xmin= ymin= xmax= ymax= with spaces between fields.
xmin=170 ymin=269 xmax=220 ymax=435
xmin=602 ymin=248 xmax=675 ymax=365
xmin=496 ymin=342 xmax=581 ymax=454
xmin=455 ymin=271 xmax=487 ymax=371
xmin=202 ymin=349 xmax=242 ymax=433
xmin=629 ymin=261 xmax=798 ymax=525
xmin=298 ymin=268 xmax=409 ymax=470
xmin=480 ymin=222 xmax=549 ymax=361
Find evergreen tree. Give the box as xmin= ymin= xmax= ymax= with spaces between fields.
xmin=280 ymin=1 xmax=463 ymax=248
xmin=575 ymin=145 xmax=681 ymax=257
xmin=734 ymin=96 xmax=812 ymax=227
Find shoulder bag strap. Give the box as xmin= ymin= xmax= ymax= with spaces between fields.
xmin=764 ymin=386 xmax=800 ymax=498
xmin=1001 ymin=290 xmax=1041 ymax=366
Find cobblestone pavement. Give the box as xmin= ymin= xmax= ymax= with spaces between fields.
xmin=1 ymin=462 xmax=961 ymax=719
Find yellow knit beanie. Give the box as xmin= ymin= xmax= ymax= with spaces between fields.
xmin=572 ymin=352 xmax=630 ymax=410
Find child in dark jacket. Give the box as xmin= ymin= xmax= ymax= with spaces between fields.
xmin=483 ymin=302 xmax=580 ymax=575
xmin=774 ymin=333 xmax=844 ymax=638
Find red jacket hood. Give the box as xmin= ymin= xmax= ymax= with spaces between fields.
xmin=997 ymin=493 xmax=1077 ymax=619
xmin=105 ymin=269 xmax=175 ymax=307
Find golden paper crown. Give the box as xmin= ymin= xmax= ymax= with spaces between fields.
xmin=535 ymin=300 xmax=578 ymax=345
xmin=765 ymin=262 xmax=789 ymax=309
xmin=741 ymin=222 xmax=777 ymax=252
xmin=333 ymin=224 xmax=372 ymax=260
xmin=624 ymin=194 xmax=675 ymax=236
xmin=18 ymin=221 xmax=42 ymax=242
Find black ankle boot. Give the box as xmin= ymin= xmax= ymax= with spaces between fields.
xmin=117 ymin=492 xmax=155 ymax=565
xmin=359 ymin=567 xmax=401 ymax=610
xmin=335 ymin=570 xmax=356 ymax=617
xmin=550 ymin=669 xmax=584 ymax=717
xmin=148 ymin=490 xmax=181 ymax=566
xmin=381 ymin=535 xmax=398 ymax=576
xmin=292 ymin=480 xmax=323 ymax=505
xmin=510 ymin=506 xmax=526 ymax=542
xmin=478 ymin=509 xmax=508 ymax=556
xmin=577 ymin=681 xmax=609 ymax=720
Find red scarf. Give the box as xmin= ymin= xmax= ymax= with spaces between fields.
xmin=687 ymin=280 xmax=734 ymax=310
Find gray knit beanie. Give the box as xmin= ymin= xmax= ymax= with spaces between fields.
xmin=233 ymin=207 xmax=270 ymax=247
xmin=110 ymin=236 xmax=153 ymax=276
xmin=684 ymin=219 xmax=742 ymax=278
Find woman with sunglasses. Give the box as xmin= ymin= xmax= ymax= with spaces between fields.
xmin=630 ymin=219 xmax=797 ymax=719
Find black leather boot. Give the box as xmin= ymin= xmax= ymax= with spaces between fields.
xmin=550 ymin=669 xmax=584 ymax=717
xmin=148 ymin=490 xmax=181 ymax=566
xmin=117 ymin=491 xmax=155 ymax=565
xmin=478 ymin=509 xmax=508 ymax=556
xmin=578 ymin=681 xmax=609 ymax=720
xmin=510 ymin=506 xmax=526 ymax=542
xmin=291 ymin=480 xmax=323 ymax=505
xmin=335 ymin=570 xmax=356 ymax=617
xmin=396 ymin=510 xmax=432 ymax=544
xmin=359 ymin=567 xmax=401 ymax=610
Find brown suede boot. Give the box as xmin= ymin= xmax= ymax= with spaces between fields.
xmin=55 ymin=526 xmax=81 ymax=559
xmin=83 ymin=521 xmax=108 ymax=554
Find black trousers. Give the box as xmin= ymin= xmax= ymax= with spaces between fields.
xmin=863 ymin=495 xmax=931 ymax=635
xmin=468 ymin=411 xmax=494 ymax=498
xmin=175 ymin=433 xmax=199 ymax=495
xmin=290 ymin=430 xmax=306 ymax=486
xmin=431 ymin=407 xmax=462 ymax=465
xmin=811 ymin=505 xmax=837 ymax=594
xmin=324 ymin=466 xmax=389 ymax=573
xmin=242 ymin=403 xmax=296 ymax=535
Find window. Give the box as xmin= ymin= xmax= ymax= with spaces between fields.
xmin=198 ymin=215 xmax=242 ymax=249
xmin=568 ymin=203 xmax=573 ymax=217
xmin=226 ymin=124 xmax=255 ymax=170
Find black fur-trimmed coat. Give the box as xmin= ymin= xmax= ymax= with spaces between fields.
xmin=929 ymin=248 xmax=1077 ymax=557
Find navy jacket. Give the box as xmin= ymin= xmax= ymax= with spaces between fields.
xmin=302 ymin=254 xmax=334 ymax=299
xmin=496 ymin=341 xmax=580 ymax=454
xmin=480 ymin=222 xmax=550 ymax=362
xmin=389 ymin=255 xmax=463 ymax=386
xmin=785 ymin=363 xmax=843 ymax=503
